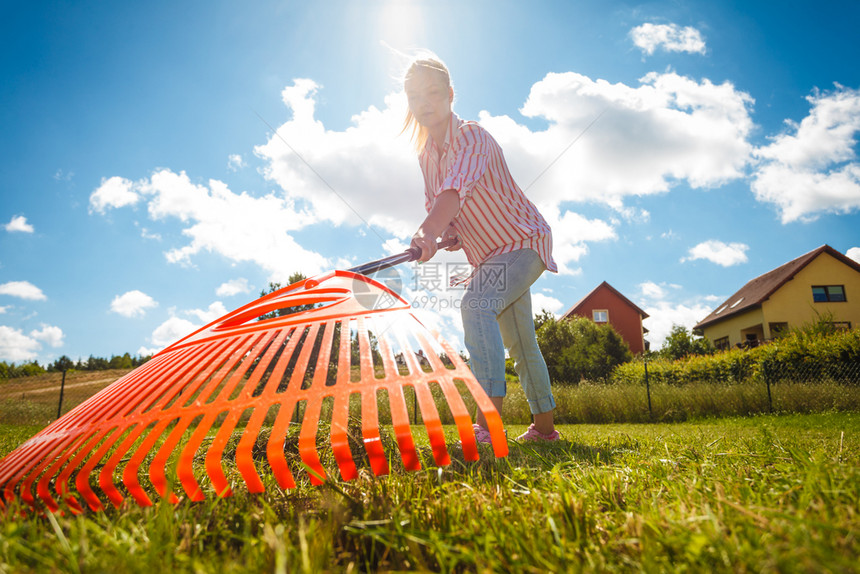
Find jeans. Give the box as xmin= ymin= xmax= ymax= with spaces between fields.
xmin=461 ymin=249 xmax=556 ymax=415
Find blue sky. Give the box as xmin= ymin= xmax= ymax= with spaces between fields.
xmin=2 ymin=0 xmax=859 ymax=364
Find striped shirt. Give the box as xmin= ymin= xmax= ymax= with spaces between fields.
xmin=419 ymin=113 xmax=557 ymax=273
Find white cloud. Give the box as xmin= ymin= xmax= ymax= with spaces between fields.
xmin=486 ymin=71 xmax=754 ymax=207
xmin=128 ymin=170 xmax=327 ymax=281
xmin=140 ymin=301 xmax=229 ymax=355
xmin=682 ymin=240 xmax=749 ymax=267
xmin=216 ymin=278 xmax=251 ymax=297
xmin=89 ymin=176 xmax=140 ymax=213
xmin=149 ymin=316 xmax=199 ymax=349
xmin=847 ymin=247 xmax=860 ymax=263
xmin=0 ymin=326 xmax=42 ymax=361
xmin=110 ymin=290 xmax=158 ymax=318
xmin=255 ymin=80 xmax=426 ymax=237
xmin=639 ymin=281 xmax=668 ymax=300
xmin=642 ymin=300 xmax=715 ymax=350
xmin=752 ymin=85 xmax=860 ymax=223
xmin=0 ymin=281 xmax=47 ymax=301
xmin=185 ymin=302 xmax=227 ymax=324
xmin=0 ymin=324 xmax=64 ymax=362
xmin=637 ymin=281 xmax=714 ymax=349
xmin=531 ymin=292 xmax=563 ymax=315
xmin=0 ymin=306 xmax=7 ymax=314
xmin=4 ymin=215 xmax=34 ymax=233
xmin=93 ymin=72 xmax=756 ymax=282
xmin=630 ymin=23 xmax=707 ymax=56
xmin=541 ymin=207 xmax=616 ymax=274
xmin=227 ymin=154 xmax=246 ymax=171
xmin=140 ymin=227 xmax=162 ymax=241
xmin=30 ymin=324 xmax=64 ymax=347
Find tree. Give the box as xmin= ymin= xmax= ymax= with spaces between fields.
xmin=257 ymin=273 xmax=318 ymax=321
xmin=85 ymin=355 xmax=109 ymax=371
xmin=533 ymin=309 xmax=555 ymax=332
xmin=50 ymin=355 xmax=74 ymax=372
xmin=536 ymin=315 xmax=633 ymax=383
xmin=659 ymin=325 xmax=714 ymax=360
xmin=109 ymin=353 xmax=134 ymax=370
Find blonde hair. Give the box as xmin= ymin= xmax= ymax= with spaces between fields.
xmin=401 ymin=56 xmax=452 ymax=153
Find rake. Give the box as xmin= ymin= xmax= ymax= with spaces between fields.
xmin=0 ymin=242 xmax=508 ymax=514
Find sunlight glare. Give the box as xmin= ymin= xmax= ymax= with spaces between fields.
xmin=377 ymin=1 xmax=426 ymax=54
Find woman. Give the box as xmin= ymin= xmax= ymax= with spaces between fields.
xmin=403 ymin=55 xmax=560 ymax=443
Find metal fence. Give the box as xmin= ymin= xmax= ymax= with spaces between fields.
xmin=0 ymin=370 xmax=129 ymax=427
xmin=2 ymin=360 xmax=859 ymax=429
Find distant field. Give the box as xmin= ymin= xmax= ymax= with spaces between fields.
xmin=0 ymin=412 xmax=857 ymax=573
xmin=0 ymin=369 xmax=132 ymax=426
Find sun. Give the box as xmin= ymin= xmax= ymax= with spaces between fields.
xmin=376 ymin=0 xmax=427 ymax=53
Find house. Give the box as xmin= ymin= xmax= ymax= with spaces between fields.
xmin=561 ymin=281 xmax=650 ymax=354
xmin=694 ymin=245 xmax=860 ymax=350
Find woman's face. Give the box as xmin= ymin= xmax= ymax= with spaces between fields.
xmin=405 ymin=67 xmax=452 ymax=133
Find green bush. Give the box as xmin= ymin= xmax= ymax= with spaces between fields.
xmin=612 ymin=327 xmax=860 ymax=387
xmin=537 ymin=315 xmax=632 ymax=383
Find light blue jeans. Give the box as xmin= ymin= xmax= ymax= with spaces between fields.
xmin=461 ymin=249 xmax=556 ymax=415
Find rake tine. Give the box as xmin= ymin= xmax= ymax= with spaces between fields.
xmin=298 ymin=397 xmax=326 ymax=485
xmin=36 ymin=430 xmax=97 ymax=513
xmin=265 ymin=399 xmax=297 ymax=490
xmin=53 ymin=428 xmax=107 ymax=513
xmin=149 ymin=415 xmax=197 ymax=501
xmin=396 ymin=335 xmax=450 ymax=466
xmin=297 ymin=321 xmax=337 ymax=485
xmin=234 ymin=329 xmax=296 ymax=493
xmin=70 ymin=427 xmax=118 ymax=511
xmin=413 ymin=383 xmax=450 ymax=466
xmin=2 ymin=438 xmax=64 ymax=508
xmin=171 ymin=336 xmax=246 ymax=409
xmin=143 ymin=342 xmax=242 ymax=502
xmin=372 ymin=318 xmax=420 ymax=471
xmin=177 ymin=412 xmax=218 ymax=502
xmin=205 ymin=409 xmax=242 ymax=498
xmin=124 ymin=418 xmax=175 ymax=506
xmin=355 ymin=317 xmax=388 ymax=476
xmin=257 ymin=328 xmax=307 ymax=491
xmin=171 ymin=336 xmax=262 ymax=501
xmin=19 ymin=435 xmax=78 ymax=509
xmin=329 ymin=320 xmax=358 ymax=481
xmin=98 ymin=424 xmax=147 ymax=509
xmin=235 ymin=407 xmax=269 ymax=494
xmin=200 ymin=334 xmax=275 ymax=497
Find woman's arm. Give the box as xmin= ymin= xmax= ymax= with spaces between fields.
xmin=410 ymin=188 xmax=459 ymax=262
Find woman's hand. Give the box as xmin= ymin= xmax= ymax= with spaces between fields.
xmin=440 ymin=225 xmax=462 ymax=251
xmin=410 ymin=234 xmax=437 ymax=262
xmin=411 ymin=189 xmax=460 ymax=262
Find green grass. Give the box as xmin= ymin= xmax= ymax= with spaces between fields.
xmin=1 ymin=412 xmax=858 ymax=573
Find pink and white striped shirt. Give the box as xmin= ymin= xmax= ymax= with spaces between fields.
xmin=419 ymin=113 xmax=557 ymax=273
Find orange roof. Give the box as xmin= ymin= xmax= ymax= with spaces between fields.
xmin=694 ymin=244 xmax=860 ymax=331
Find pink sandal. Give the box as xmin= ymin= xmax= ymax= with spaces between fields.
xmin=516 ymin=423 xmax=560 ymax=442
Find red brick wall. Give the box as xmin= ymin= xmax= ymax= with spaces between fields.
xmin=568 ymin=287 xmax=646 ymax=354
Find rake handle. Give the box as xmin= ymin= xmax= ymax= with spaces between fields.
xmin=348 ymin=238 xmax=459 ymax=276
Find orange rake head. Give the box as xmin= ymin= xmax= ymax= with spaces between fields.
xmin=0 ymin=254 xmax=507 ymax=514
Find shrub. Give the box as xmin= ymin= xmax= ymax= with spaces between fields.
xmin=612 ymin=327 xmax=860 ymax=387
xmin=537 ymin=315 xmax=632 ymax=383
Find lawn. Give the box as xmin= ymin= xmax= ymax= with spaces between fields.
xmin=0 ymin=412 xmax=857 ymax=573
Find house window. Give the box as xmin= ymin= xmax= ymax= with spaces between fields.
xmin=812 ymin=285 xmax=846 ymax=302
xmin=714 ymin=336 xmax=730 ymax=351
xmin=592 ymin=310 xmax=608 ymax=323
xmin=831 ymin=321 xmax=852 ymax=331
